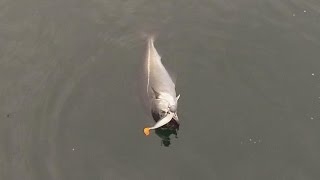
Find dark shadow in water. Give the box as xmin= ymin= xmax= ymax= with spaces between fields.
xmin=154 ymin=119 xmax=179 ymax=147
xmin=152 ymin=112 xmax=180 ymax=147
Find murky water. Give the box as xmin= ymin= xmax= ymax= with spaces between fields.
xmin=1 ymin=0 xmax=320 ymax=179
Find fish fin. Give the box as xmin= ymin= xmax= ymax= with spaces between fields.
xmin=139 ymin=32 xmax=159 ymax=44
xmin=176 ymin=94 xmax=180 ymax=101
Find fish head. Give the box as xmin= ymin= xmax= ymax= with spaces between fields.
xmin=152 ymin=90 xmax=181 ymax=119
xmin=152 ymin=99 xmax=170 ymax=119
xmin=151 ymin=97 xmax=180 ymax=124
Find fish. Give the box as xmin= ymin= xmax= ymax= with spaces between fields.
xmin=139 ymin=36 xmax=181 ymax=136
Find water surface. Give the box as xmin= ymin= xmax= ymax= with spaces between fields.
xmin=1 ymin=0 xmax=320 ymax=179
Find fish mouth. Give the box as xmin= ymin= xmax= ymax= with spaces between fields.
xmin=143 ymin=112 xmax=175 ymax=136
xmin=151 ymin=111 xmax=179 ymax=129
xmin=149 ymin=112 xmax=175 ymax=130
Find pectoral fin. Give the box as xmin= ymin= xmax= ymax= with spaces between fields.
xmin=176 ymin=94 xmax=180 ymax=101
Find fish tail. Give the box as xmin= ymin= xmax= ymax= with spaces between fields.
xmin=147 ymin=35 xmax=155 ymax=44
xmin=139 ymin=31 xmax=158 ymax=43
